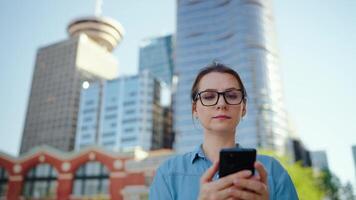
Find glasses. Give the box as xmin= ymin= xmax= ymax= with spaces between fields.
xmin=195 ymin=89 xmax=244 ymax=106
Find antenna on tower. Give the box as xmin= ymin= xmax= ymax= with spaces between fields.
xmin=95 ymin=0 xmax=103 ymax=16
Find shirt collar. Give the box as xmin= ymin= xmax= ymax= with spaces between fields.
xmin=190 ymin=144 xmax=206 ymax=164
xmin=190 ymin=143 xmax=240 ymax=164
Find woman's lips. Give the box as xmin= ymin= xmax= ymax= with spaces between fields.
xmin=212 ymin=115 xmax=231 ymax=119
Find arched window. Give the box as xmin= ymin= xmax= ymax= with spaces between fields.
xmin=0 ymin=167 xmax=8 ymax=198
xmin=22 ymin=163 xmax=57 ymax=199
xmin=72 ymin=161 xmax=109 ymax=198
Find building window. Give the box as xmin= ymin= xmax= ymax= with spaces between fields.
xmin=72 ymin=161 xmax=109 ymax=198
xmin=125 ymin=109 xmax=135 ymax=114
xmin=83 ymin=108 xmax=95 ymax=114
xmin=84 ymin=117 xmax=93 ymax=122
xmin=85 ymin=100 xmax=94 ymax=106
xmin=0 ymin=167 xmax=8 ymax=198
xmin=123 ymin=101 xmax=135 ymax=106
xmin=22 ymin=163 xmax=57 ymax=199
xmin=105 ymin=106 xmax=118 ymax=111
xmin=122 ymin=118 xmax=136 ymax=123
xmin=122 ymin=136 xmax=137 ymax=143
xmin=104 ymin=114 xmax=117 ymax=120
xmin=124 ymin=128 xmax=134 ymax=133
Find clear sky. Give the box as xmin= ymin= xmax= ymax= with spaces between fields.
xmin=0 ymin=0 xmax=355 ymax=187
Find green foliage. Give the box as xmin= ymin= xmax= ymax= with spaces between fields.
xmin=259 ymin=150 xmax=324 ymax=200
xmin=319 ymin=169 xmax=341 ymax=200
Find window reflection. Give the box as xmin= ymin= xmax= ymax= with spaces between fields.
xmin=0 ymin=167 xmax=8 ymax=198
xmin=72 ymin=161 xmax=109 ymax=199
xmin=22 ymin=163 xmax=57 ymax=199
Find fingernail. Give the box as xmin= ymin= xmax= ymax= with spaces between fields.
xmin=244 ymin=170 xmax=252 ymax=176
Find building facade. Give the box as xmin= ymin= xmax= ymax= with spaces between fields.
xmin=287 ymin=138 xmax=312 ymax=167
xmin=20 ymin=17 xmax=124 ymax=154
xmin=174 ymin=0 xmax=289 ymax=153
xmin=139 ymin=34 xmax=174 ymax=86
xmin=310 ymin=150 xmax=329 ymax=171
xmin=352 ymin=145 xmax=356 ymax=185
xmin=0 ymin=146 xmax=172 ymax=200
xmin=75 ymin=71 xmax=173 ymax=152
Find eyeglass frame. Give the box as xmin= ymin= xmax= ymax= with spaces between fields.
xmin=194 ymin=89 xmax=245 ymax=106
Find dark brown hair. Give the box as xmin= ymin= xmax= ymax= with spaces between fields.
xmin=191 ymin=62 xmax=247 ymax=103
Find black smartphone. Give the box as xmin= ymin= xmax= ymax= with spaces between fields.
xmin=219 ymin=148 xmax=257 ymax=178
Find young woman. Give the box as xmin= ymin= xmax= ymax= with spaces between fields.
xmin=149 ymin=63 xmax=298 ymax=200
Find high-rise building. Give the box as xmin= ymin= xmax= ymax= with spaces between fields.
xmin=174 ymin=0 xmax=289 ymax=153
xmin=139 ymin=35 xmax=174 ymax=86
xmin=352 ymin=145 xmax=356 ymax=184
xmin=287 ymin=138 xmax=312 ymax=167
xmin=20 ymin=16 xmax=124 ymax=154
xmin=75 ymin=70 xmax=172 ymax=152
xmin=310 ymin=150 xmax=329 ymax=171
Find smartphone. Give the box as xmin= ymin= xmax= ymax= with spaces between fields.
xmin=219 ymin=148 xmax=257 ymax=178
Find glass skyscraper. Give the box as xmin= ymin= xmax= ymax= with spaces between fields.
xmin=20 ymin=16 xmax=124 ymax=153
xmin=310 ymin=150 xmax=329 ymax=171
xmin=174 ymin=0 xmax=289 ymax=153
xmin=75 ymin=70 xmax=171 ymax=152
xmin=139 ymin=34 xmax=174 ymax=86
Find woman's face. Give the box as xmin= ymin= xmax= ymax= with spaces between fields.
xmin=193 ymin=72 xmax=246 ymax=135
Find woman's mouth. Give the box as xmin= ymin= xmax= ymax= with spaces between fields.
xmin=212 ymin=115 xmax=231 ymax=119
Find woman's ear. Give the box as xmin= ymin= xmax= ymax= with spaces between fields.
xmin=192 ymin=102 xmax=197 ymax=116
xmin=242 ymin=103 xmax=247 ymax=117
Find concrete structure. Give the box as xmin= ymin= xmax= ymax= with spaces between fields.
xmin=0 ymin=146 xmax=172 ymax=200
xmin=75 ymin=71 xmax=173 ymax=152
xmin=174 ymin=0 xmax=290 ymax=154
xmin=20 ymin=16 xmax=124 ymax=154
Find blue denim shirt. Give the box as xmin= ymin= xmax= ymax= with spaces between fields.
xmin=149 ymin=145 xmax=299 ymax=200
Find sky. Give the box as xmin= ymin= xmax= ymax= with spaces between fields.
xmin=0 ymin=0 xmax=355 ymax=187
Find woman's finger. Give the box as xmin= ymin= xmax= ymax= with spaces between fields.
xmin=200 ymin=160 xmax=219 ymax=183
xmin=213 ymin=170 xmax=251 ymax=188
xmin=255 ymin=161 xmax=268 ymax=184
xmin=233 ymin=178 xmax=267 ymax=195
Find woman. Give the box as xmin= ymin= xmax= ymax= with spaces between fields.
xmin=149 ymin=63 xmax=298 ymax=200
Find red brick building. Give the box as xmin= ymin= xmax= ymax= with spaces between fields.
xmin=0 ymin=146 xmax=172 ymax=200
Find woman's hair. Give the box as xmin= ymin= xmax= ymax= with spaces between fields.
xmin=191 ymin=62 xmax=247 ymax=103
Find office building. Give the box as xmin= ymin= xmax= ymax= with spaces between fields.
xmin=310 ymin=150 xmax=329 ymax=171
xmin=352 ymin=145 xmax=356 ymax=184
xmin=174 ymin=0 xmax=289 ymax=153
xmin=139 ymin=34 xmax=174 ymax=86
xmin=20 ymin=16 xmax=124 ymax=154
xmin=75 ymin=70 xmax=172 ymax=152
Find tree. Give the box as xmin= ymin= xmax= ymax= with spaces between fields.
xmin=319 ymin=169 xmax=341 ymax=200
xmin=339 ymin=181 xmax=355 ymax=200
xmin=259 ymin=150 xmax=324 ymax=200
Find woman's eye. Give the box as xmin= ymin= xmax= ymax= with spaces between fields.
xmin=202 ymin=93 xmax=216 ymax=100
xmin=226 ymin=92 xmax=238 ymax=99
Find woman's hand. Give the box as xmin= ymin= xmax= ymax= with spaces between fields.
xmin=198 ymin=161 xmax=269 ymax=200
xmin=198 ymin=161 xmax=253 ymax=200
xmin=230 ymin=161 xmax=269 ymax=200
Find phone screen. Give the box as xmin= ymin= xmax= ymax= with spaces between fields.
xmin=219 ymin=148 xmax=256 ymax=178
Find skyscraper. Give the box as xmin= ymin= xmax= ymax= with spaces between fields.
xmin=139 ymin=34 xmax=174 ymax=86
xmin=310 ymin=150 xmax=329 ymax=171
xmin=75 ymin=70 xmax=172 ymax=152
xmin=20 ymin=16 xmax=124 ymax=154
xmin=352 ymin=145 xmax=356 ymax=184
xmin=174 ymin=0 xmax=289 ymax=153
